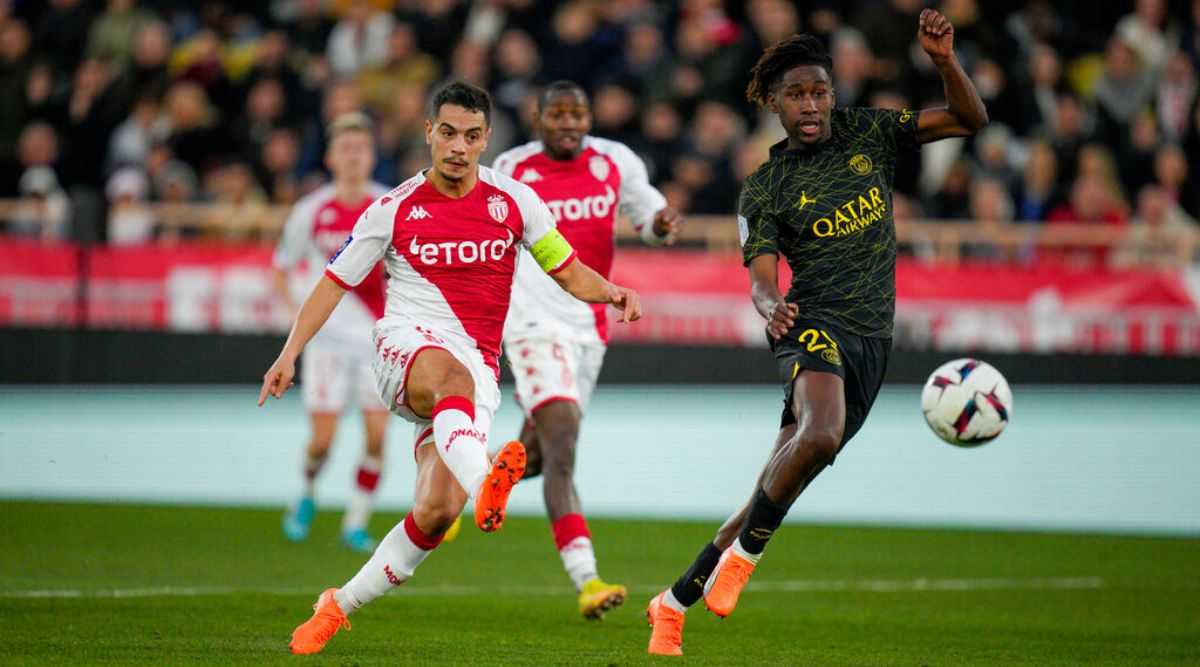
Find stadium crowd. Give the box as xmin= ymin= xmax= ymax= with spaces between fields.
xmin=0 ymin=0 xmax=1198 ymax=267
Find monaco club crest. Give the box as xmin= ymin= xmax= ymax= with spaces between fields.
xmin=588 ymin=155 xmax=610 ymax=182
xmin=487 ymin=194 xmax=509 ymax=222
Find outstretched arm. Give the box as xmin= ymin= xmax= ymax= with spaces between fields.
xmin=258 ymin=276 xmax=346 ymax=405
xmin=914 ymin=8 xmax=989 ymax=144
xmin=749 ymin=254 xmax=797 ymax=341
xmin=548 ymin=258 xmax=642 ymax=323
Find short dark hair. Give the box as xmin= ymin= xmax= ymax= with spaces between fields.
xmin=746 ymin=34 xmax=833 ymax=107
xmin=430 ymin=80 xmax=492 ymax=126
xmin=537 ymin=80 xmax=589 ymax=112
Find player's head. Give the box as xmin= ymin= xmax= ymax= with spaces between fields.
xmin=426 ymin=81 xmax=492 ymax=182
xmin=747 ymin=34 xmax=835 ymax=146
xmin=325 ymin=111 xmax=376 ymax=184
xmin=536 ymin=80 xmax=591 ymax=161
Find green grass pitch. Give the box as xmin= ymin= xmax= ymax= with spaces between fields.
xmin=0 ymin=501 xmax=1197 ymax=665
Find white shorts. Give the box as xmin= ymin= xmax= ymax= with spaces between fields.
xmin=504 ymin=333 xmax=606 ymax=417
xmin=301 ymin=345 xmax=387 ymax=414
xmin=371 ymin=317 xmax=501 ymax=456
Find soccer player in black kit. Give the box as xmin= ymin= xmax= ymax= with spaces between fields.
xmin=646 ymin=10 xmax=988 ymax=656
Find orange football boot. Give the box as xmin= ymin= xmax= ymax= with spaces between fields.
xmin=475 ymin=440 xmax=526 ymax=532
xmin=646 ymin=591 xmax=684 ymax=656
xmin=702 ymin=548 xmax=756 ymax=617
xmin=289 ymin=588 xmax=350 ymax=655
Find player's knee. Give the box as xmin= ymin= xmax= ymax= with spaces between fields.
xmin=307 ymin=438 xmax=334 ymax=457
xmin=413 ymin=496 xmax=465 ymax=535
xmin=432 ymin=365 xmax=475 ymax=405
xmin=798 ymin=426 xmax=842 ymax=463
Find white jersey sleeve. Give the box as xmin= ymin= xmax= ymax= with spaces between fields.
xmin=491 ymin=141 xmax=542 ymax=178
xmin=272 ymin=191 xmax=322 ymax=270
xmin=590 ymin=138 xmax=669 ymax=246
xmin=325 ymin=190 xmax=400 ymax=288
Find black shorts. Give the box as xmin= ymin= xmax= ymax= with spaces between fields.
xmin=769 ymin=318 xmax=891 ymax=451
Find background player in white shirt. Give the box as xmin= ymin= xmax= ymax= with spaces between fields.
xmin=492 ymin=81 xmax=682 ymax=620
xmin=272 ymin=112 xmax=391 ymax=553
xmin=258 ymin=81 xmax=643 ymax=655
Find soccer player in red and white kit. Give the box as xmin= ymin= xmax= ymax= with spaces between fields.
xmin=492 ymin=80 xmax=682 ymax=620
xmin=258 ymin=81 xmax=642 ymax=655
xmin=272 ymin=112 xmax=391 ymax=553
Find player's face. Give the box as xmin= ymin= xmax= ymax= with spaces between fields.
xmin=325 ymin=130 xmax=376 ymax=182
xmin=537 ymin=91 xmax=591 ymax=160
xmin=769 ymin=65 xmax=835 ymax=147
xmin=426 ymin=104 xmax=490 ymax=182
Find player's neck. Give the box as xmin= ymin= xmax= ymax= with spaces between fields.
xmin=425 ymin=167 xmax=479 ymax=199
xmin=333 ymin=179 xmax=368 ymax=203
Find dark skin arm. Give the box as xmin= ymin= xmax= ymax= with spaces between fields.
xmin=749 ymin=254 xmax=797 ymax=340
xmin=914 ymin=8 xmax=989 ymax=144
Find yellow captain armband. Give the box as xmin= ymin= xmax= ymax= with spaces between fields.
xmin=531 ymin=228 xmax=576 ymax=274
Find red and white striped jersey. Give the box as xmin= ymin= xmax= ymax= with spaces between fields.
xmin=273 ymin=182 xmax=389 ymax=352
xmin=493 ymin=136 xmax=667 ymax=344
xmin=324 ymin=167 xmax=568 ymax=378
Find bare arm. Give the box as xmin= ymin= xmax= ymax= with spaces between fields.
xmin=548 ymin=257 xmax=641 ymax=323
xmin=914 ymin=8 xmax=989 ymax=144
xmin=270 ymin=267 xmax=297 ymax=318
xmin=258 ymin=276 xmax=346 ymax=405
xmin=749 ymin=254 xmax=797 ymax=341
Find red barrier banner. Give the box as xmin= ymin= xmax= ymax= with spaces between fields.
xmin=2 ymin=241 xmax=1198 ymax=355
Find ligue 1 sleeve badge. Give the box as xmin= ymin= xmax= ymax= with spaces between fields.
xmin=487 ymin=194 xmax=509 ymax=222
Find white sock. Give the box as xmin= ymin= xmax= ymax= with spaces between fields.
xmin=662 ymin=588 xmax=688 ymax=614
xmin=431 ymin=397 xmax=489 ymax=497
xmin=731 ymin=537 xmax=763 ymax=565
xmin=559 ymin=536 xmax=599 ymax=591
xmin=334 ymin=514 xmax=440 ymax=613
xmin=342 ymin=455 xmax=382 ymax=532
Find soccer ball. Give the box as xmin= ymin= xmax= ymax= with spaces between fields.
xmin=921 ymin=358 xmax=1013 ymax=447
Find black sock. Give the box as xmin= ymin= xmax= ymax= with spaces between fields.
xmin=737 ymin=488 xmax=790 ymax=555
xmin=669 ymin=542 xmax=722 ymax=608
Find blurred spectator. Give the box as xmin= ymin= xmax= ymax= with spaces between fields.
xmin=256 ymin=128 xmax=302 ymax=204
xmin=22 ymin=63 xmax=57 ymax=124
xmin=831 ymin=29 xmax=877 ymax=108
xmin=107 ymin=96 xmax=167 ymax=172
xmin=1014 ymin=139 xmax=1061 ymax=223
xmin=927 ymin=159 xmax=973 ymax=220
xmin=1050 ymin=93 xmax=1090 ymax=187
xmin=0 ymin=20 xmax=33 ymax=192
xmin=855 ymin=0 xmax=924 ymax=79
xmin=745 ymin=0 xmax=801 ymax=50
xmin=490 ymin=29 xmax=541 ymax=121
xmin=326 ymin=0 xmax=395 ymax=77
xmin=1114 ymin=0 xmax=1178 ymax=76
xmin=1117 ymin=113 xmax=1161 ymax=198
xmin=1112 ymin=185 xmax=1198 ymax=269
xmin=171 ymin=28 xmax=235 ymax=115
xmin=232 ymin=78 xmax=292 ymax=160
xmin=541 ymin=1 xmax=619 ymax=88
xmin=1093 ymin=37 xmax=1154 ymax=143
xmin=1045 ymin=172 xmax=1129 ymax=267
xmin=163 ymin=81 xmax=223 ymax=176
xmin=105 ymin=166 xmax=155 ymax=245
xmin=636 ymin=102 xmax=684 ymax=184
xmin=671 ymin=150 xmax=735 ymax=214
xmin=1156 ymin=51 xmax=1197 ymax=142
xmin=86 ymin=0 xmax=156 ymax=69
xmin=396 ymin=0 xmax=470 ymax=63
xmin=617 ymin=21 xmax=674 ymax=104
xmin=671 ymin=3 xmax=751 ymax=111
xmin=1152 ymin=143 xmax=1197 ymax=217
xmin=444 ymin=40 xmax=491 ymax=88
xmin=9 ymin=167 xmax=71 ymax=239
xmin=1007 ymin=43 xmax=1062 ymax=136
xmin=118 ymin=21 xmax=171 ymax=103
xmin=357 ymin=22 xmax=439 ymax=114
xmin=592 ymin=83 xmax=640 ymax=146
xmin=966 ymin=177 xmax=1015 ymax=261
xmin=285 ymin=0 xmax=335 ymax=58
xmin=30 ymin=0 xmax=96 ymax=77
xmin=973 ymin=123 xmax=1018 ymax=190
xmin=57 ymin=58 xmax=128 ymax=189
xmin=204 ymin=160 xmax=270 ymax=242
xmin=240 ymin=28 xmax=304 ymax=112
xmin=1184 ymin=0 xmax=1200 ymax=70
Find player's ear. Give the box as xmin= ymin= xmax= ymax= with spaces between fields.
xmin=766 ymin=91 xmax=779 ymax=114
xmin=424 ymin=119 xmax=433 ymax=145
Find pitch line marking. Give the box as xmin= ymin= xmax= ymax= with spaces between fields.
xmin=1 ymin=577 xmax=1106 ymax=600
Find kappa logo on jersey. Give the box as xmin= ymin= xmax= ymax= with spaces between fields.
xmin=588 ymin=155 xmax=611 ymax=182
xmin=406 ymin=206 xmax=432 ymax=221
xmin=408 ymin=230 xmax=515 ymax=265
xmin=518 ymin=168 xmax=543 ymax=183
xmin=544 ymin=184 xmax=616 ymax=223
xmin=487 ymin=194 xmax=509 ymax=222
